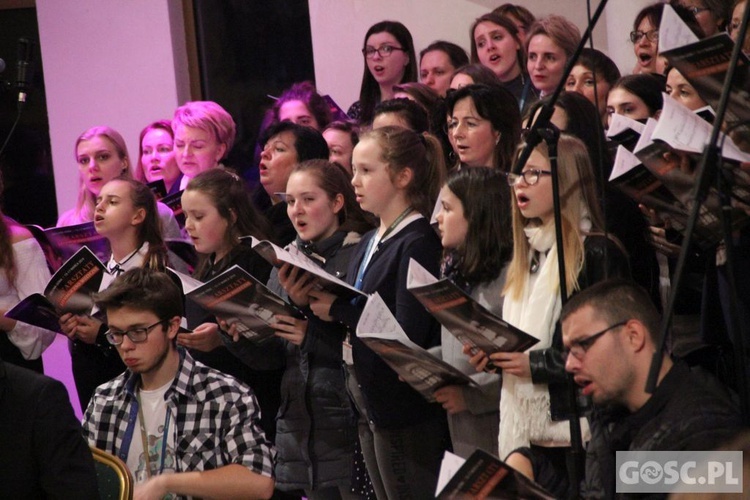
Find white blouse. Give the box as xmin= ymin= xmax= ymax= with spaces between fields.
xmin=0 ymin=238 xmax=56 ymax=359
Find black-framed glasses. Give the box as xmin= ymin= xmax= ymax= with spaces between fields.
xmin=106 ymin=319 xmax=167 ymax=346
xmin=506 ymin=169 xmax=552 ymax=187
xmin=562 ymin=320 xmax=628 ymax=361
xmin=362 ymin=45 xmax=405 ymax=59
xmin=629 ymin=29 xmax=659 ymax=43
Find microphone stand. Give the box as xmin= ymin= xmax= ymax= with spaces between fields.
xmin=511 ymin=1 xmax=610 ymax=497
xmin=645 ymin=1 xmax=750 ymax=426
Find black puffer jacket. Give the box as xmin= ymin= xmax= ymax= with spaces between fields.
xmin=225 ymin=231 xmax=360 ymax=492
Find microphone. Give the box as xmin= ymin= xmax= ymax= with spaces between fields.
xmin=16 ymin=37 xmax=34 ymax=104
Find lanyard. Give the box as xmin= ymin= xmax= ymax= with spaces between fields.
xmin=109 ymin=244 xmax=142 ymax=275
xmin=354 ymin=207 xmax=413 ymax=290
xmin=136 ymin=389 xmax=172 ymax=478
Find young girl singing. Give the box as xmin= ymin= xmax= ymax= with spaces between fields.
xmin=60 ymin=177 xmax=170 ymax=409
xmin=179 ymin=168 xmax=279 ymax=439
xmin=306 ymin=126 xmax=447 ymax=499
xmin=433 ymin=167 xmax=513 ymax=458
xmin=222 ymin=159 xmax=375 ymax=498
xmin=470 ymin=134 xmax=629 ymax=497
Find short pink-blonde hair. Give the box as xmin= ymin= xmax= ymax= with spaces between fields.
xmin=172 ymin=101 xmax=236 ymax=151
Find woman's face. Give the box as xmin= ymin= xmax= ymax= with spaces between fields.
xmin=77 ymin=135 xmax=128 ymax=197
xmin=450 ymin=73 xmax=475 ymax=90
xmin=527 ymin=34 xmax=568 ymax=95
xmin=474 ymin=21 xmax=521 ymax=82
xmin=94 ymin=180 xmax=141 ymax=237
xmin=678 ymin=0 xmax=721 ymax=36
xmin=259 ymin=131 xmax=299 ymax=202
xmin=285 ymin=171 xmax=343 ymax=243
xmin=182 ymin=189 xmax=232 ymax=260
xmin=632 ymin=17 xmax=659 ymax=74
xmin=666 ymin=68 xmax=707 ymax=111
xmin=606 ymin=87 xmax=654 ymax=126
xmin=364 ymin=31 xmax=410 ymax=88
xmin=420 ymin=50 xmax=455 ymax=97
xmin=513 ymin=149 xmax=554 ymax=224
xmin=447 ymin=96 xmax=500 ymax=168
xmin=730 ymin=1 xmax=750 ymax=51
xmin=279 ymin=100 xmax=320 ymax=130
xmin=435 ymin=185 xmax=468 ymax=250
xmin=565 ymin=64 xmax=612 ymax=122
xmin=323 ymin=128 xmax=354 ymax=175
xmin=173 ymin=124 xmax=226 ymax=178
xmin=141 ymin=128 xmax=180 ymax=188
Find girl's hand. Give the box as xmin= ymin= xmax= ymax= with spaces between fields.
xmin=277 ymin=263 xmax=317 ymax=306
xmin=648 ymin=225 xmax=681 ymax=257
xmin=433 ymin=385 xmax=467 ymax=415
xmin=61 ymin=314 xmax=102 ymax=344
xmin=462 ymin=344 xmax=495 ymax=373
xmin=59 ymin=313 xmax=79 ymax=340
xmin=490 ymin=352 xmax=531 ymax=378
xmin=177 ymin=322 xmax=223 ymax=352
xmin=272 ymin=315 xmax=309 ymax=346
xmin=218 ymin=318 xmax=242 ymax=342
xmin=308 ymin=290 xmax=337 ymax=322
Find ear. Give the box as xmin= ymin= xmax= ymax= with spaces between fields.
xmin=394 ymin=167 xmax=414 ymax=190
xmin=131 ymin=207 xmax=146 ymax=226
xmin=653 ymin=109 xmax=662 ymax=120
xmin=166 ymin=316 xmax=181 ymax=342
xmin=216 ymin=143 xmax=228 ymax=163
xmin=228 ymin=208 xmax=238 ymax=226
xmin=331 ymin=193 xmax=345 ymax=214
xmin=624 ymin=319 xmax=648 ymax=353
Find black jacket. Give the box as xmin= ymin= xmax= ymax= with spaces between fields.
xmin=330 ymin=218 xmax=445 ymax=429
xmin=225 ymin=231 xmax=360 ymax=491
xmin=581 ymin=361 xmax=742 ymax=499
xmin=0 ymin=359 xmax=99 ymax=499
xmin=529 ymin=234 xmax=631 ymax=421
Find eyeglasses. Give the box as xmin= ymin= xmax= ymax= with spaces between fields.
xmin=506 ymin=169 xmax=552 ymax=187
xmin=106 ymin=319 xmax=167 ymax=346
xmin=728 ymin=20 xmax=742 ymax=36
xmin=362 ymin=45 xmax=405 ymax=59
xmin=629 ymin=29 xmax=659 ymax=43
xmin=687 ymin=6 xmax=711 ymax=15
xmin=562 ymin=320 xmax=628 ymax=361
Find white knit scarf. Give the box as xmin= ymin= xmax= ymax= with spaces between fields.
xmin=498 ymin=219 xmax=589 ymax=459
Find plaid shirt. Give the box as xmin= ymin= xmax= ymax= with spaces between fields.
xmin=83 ymin=349 xmax=275 ymax=480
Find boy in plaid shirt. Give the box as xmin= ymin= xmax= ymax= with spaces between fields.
xmin=82 ymin=268 xmax=275 ymax=499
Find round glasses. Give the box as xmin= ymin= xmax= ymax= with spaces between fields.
xmin=362 ymin=45 xmax=405 ymax=59
xmin=629 ymin=29 xmax=659 ymax=43
xmin=105 ymin=319 xmax=167 ymax=345
xmin=506 ymin=169 xmax=552 ymax=187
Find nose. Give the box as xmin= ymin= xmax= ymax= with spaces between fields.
xmin=184 ymin=215 xmax=194 ymax=231
xmin=532 ymin=58 xmax=545 ymax=71
xmin=453 ymin=121 xmax=466 ymax=139
xmin=260 ymin=145 xmax=272 ymax=160
xmin=290 ymin=199 xmax=303 ymax=215
xmin=636 ymin=35 xmax=651 ymax=47
xmin=95 ymin=198 xmax=105 ymax=213
xmin=564 ymin=352 xmax=580 ymax=373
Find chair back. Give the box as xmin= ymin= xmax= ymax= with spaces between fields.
xmin=90 ymin=446 xmax=133 ymax=500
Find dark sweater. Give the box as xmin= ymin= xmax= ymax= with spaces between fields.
xmin=330 ymin=217 xmax=444 ymax=428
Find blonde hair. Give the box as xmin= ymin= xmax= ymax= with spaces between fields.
xmin=504 ymin=134 xmax=603 ymax=300
xmin=71 ymin=126 xmax=132 ymax=224
xmin=172 ymin=101 xmax=236 ymax=151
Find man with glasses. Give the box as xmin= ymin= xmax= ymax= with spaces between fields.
xmin=82 ymin=268 xmax=275 ymax=499
xmin=561 ymin=278 xmax=741 ymax=498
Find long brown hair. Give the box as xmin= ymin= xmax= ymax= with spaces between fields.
xmin=186 ymin=169 xmax=272 ymax=276
xmin=118 ymin=177 xmax=168 ymax=271
xmin=290 ymin=160 xmax=376 ymax=235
